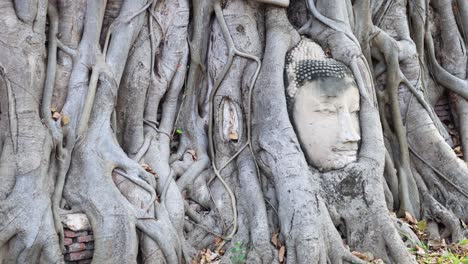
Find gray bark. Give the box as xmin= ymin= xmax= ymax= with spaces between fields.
xmin=0 ymin=0 xmax=467 ymax=263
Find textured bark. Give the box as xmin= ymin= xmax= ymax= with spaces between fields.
xmin=0 ymin=0 xmax=467 ymax=263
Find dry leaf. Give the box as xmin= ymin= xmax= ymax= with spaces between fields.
xmin=271 ymin=232 xmax=279 ymax=247
xmin=61 ymin=115 xmax=70 ymax=126
xmin=214 ymin=237 xmax=223 ymax=246
xmin=352 ymin=251 xmax=374 ymax=261
xmin=142 ymin=163 xmax=157 ymax=176
xmin=229 ymin=132 xmax=238 ymax=140
xmin=187 ymin=149 xmax=197 ymax=160
xmin=405 ymin=211 xmax=417 ymax=224
xmin=415 ymin=245 xmax=426 ymax=255
xmin=52 ymin=112 xmax=61 ymax=120
xmin=278 ymin=246 xmax=285 ymax=263
xmin=454 ymin=146 xmax=463 ymax=157
xmin=50 ymin=107 xmax=57 ymax=113
xmin=461 ymin=220 xmax=467 ymax=229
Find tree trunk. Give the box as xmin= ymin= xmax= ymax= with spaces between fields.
xmin=0 ymin=0 xmax=467 ymax=263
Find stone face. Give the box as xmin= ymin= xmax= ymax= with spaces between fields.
xmin=285 ymin=38 xmax=361 ymax=171
xmin=61 ymin=213 xmax=91 ymax=232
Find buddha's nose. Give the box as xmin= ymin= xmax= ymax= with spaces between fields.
xmin=339 ymin=111 xmax=361 ymax=143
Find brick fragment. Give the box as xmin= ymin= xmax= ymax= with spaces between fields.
xmin=64 ymin=230 xmax=87 ymax=238
xmin=63 ymin=238 xmax=73 ymax=246
xmin=76 ymin=235 xmax=94 ymax=243
xmin=67 ymin=243 xmax=86 ymax=253
xmin=65 ymin=251 xmax=93 ymax=261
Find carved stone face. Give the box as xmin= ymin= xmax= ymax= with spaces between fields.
xmin=292 ymin=76 xmax=361 ymax=171
xmin=285 ymin=38 xmax=361 ymax=171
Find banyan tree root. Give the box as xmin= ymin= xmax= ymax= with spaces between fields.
xmin=372 ymin=0 xmax=468 ymax=241
xmin=1 ymin=0 xmax=468 ymax=263
xmin=252 ymin=6 xmax=366 ymax=264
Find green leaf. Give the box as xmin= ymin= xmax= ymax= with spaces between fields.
xmin=175 ymin=128 xmax=183 ymax=134
xmin=417 ymin=220 xmax=428 ymax=232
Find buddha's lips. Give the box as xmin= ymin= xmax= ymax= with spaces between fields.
xmin=332 ymin=145 xmax=359 ymax=153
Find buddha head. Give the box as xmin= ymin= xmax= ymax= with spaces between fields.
xmin=286 ymin=38 xmax=361 ymax=171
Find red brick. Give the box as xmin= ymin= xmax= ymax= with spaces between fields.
xmin=76 ymin=235 xmax=94 ymax=243
xmin=65 ymin=251 xmax=93 ymax=261
xmin=67 ymin=243 xmax=86 ymax=253
xmin=63 ymin=238 xmax=73 ymax=246
xmin=64 ymin=230 xmax=87 ymax=238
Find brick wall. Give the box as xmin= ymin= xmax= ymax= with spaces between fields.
xmin=63 ymin=229 xmax=94 ymax=263
xmin=61 ymin=214 xmax=94 ymax=263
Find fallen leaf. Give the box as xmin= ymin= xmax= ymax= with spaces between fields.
xmin=454 ymin=146 xmax=463 ymax=157
xmin=271 ymin=232 xmax=279 ymax=247
xmin=461 ymin=220 xmax=467 ymax=229
xmin=187 ymin=149 xmax=197 ymax=160
xmin=214 ymin=237 xmax=223 ymax=246
xmin=61 ymin=115 xmax=70 ymax=126
xmin=417 ymin=220 xmax=428 ymax=232
xmin=229 ymin=132 xmax=238 ymax=140
xmin=52 ymin=111 xmax=61 ymax=120
xmin=142 ymin=163 xmax=157 ymax=176
xmin=405 ymin=212 xmax=417 ymax=224
xmin=415 ymin=245 xmax=426 ymax=255
xmin=352 ymin=251 xmax=374 ymax=261
xmin=278 ymin=246 xmax=285 ymax=263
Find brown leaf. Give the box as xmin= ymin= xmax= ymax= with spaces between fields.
xmin=52 ymin=111 xmax=61 ymax=120
xmin=229 ymin=132 xmax=238 ymax=140
xmin=352 ymin=251 xmax=374 ymax=261
xmin=454 ymin=146 xmax=463 ymax=157
xmin=405 ymin=211 xmax=417 ymax=224
xmin=271 ymin=232 xmax=279 ymax=247
xmin=187 ymin=149 xmax=197 ymax=160
xmin=61 ymin=115 xmax=70 ymax=126
xmin=461 ymin=220 xmax=467 ymax=229
xmin=142 ymin=163 xmax=157 ymax=176
xmin=214 ymin=237 xmax=223 ymax=246
xmin=278 ymin=246 xmax=285 ymax=263
xmin=415 ymin=245 xmax=426 ymax=256
xmin=50 ymin=107 xmax=57 ymax=113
